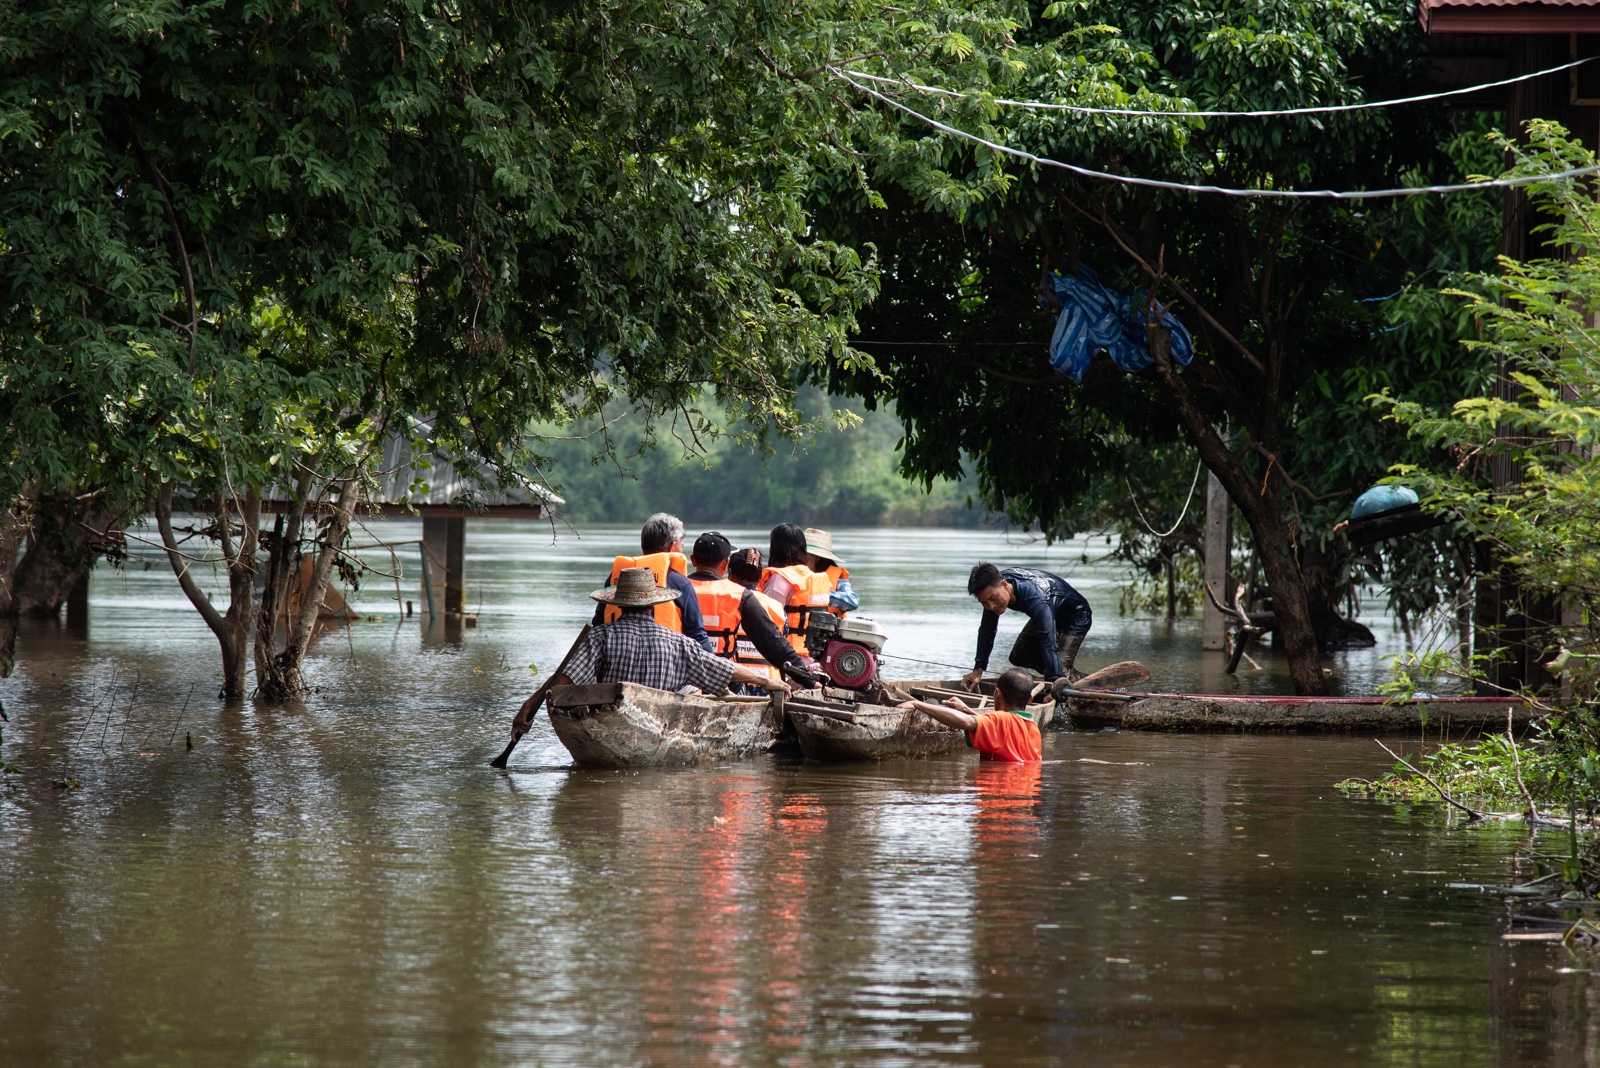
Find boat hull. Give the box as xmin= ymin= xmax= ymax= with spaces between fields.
xmin=791 ymin=677 xmax=1057 ymax=761
xmin=1065 ymin=692 xmax=1538 ymax=733
xmin=546 ymin=683 xmax=784 ymax=768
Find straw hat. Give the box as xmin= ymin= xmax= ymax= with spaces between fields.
xmin=591 ymin=566 xmax=681 ymax=607
xmin=803 ymin=528 xmax=844 ymax=566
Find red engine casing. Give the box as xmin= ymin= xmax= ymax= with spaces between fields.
xmin=821 ymin=640 xmax=879 ymax=689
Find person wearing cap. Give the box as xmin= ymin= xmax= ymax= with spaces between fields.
xmin=898 ymin=668 xmax=1042 ymax=763
xmin=554 ymin=568 xmax=793 ymax=696
xmin=686 ymin=532 xmax=747 ymax=657
xmin=723 ymin=546 xmax=816 ymax=682
xmin=803 ymin=527 xmax=859 ymax=616
xmin=591 ymin=512 xmax=713 ymax=653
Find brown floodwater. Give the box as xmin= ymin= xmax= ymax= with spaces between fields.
xmin=0 ymin=523 xmax=1592 ymax=1065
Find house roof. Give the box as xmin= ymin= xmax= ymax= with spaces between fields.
xmin=1421 ymin=0 xmax=1600 ymax=34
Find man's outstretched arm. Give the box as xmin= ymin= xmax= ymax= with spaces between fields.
xmin=899 ymin=698 xmax=978 ymax=732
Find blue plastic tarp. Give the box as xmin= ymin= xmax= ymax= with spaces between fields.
xmin=1045 ymin=264 xmax=1194 ymax=383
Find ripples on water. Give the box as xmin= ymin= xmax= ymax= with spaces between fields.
xmin=0 ymin=523 xmax=1591 ymax=1065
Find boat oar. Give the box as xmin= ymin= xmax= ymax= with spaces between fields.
xmin=1051 ymin=660 xmax=1151 ymax=703
xmin=489 ymin=624 xmax=591 ymax=769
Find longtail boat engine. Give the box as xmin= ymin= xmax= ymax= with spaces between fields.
xmin=805 ymin=613 xmax=888 ymax=690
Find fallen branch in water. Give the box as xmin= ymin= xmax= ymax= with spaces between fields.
xmin=1507 ymin=707 xmax=1542 ymax=825
xmin=1375 ymin=738 xmax=1484 ymax=822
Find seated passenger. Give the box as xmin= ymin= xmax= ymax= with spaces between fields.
xmin=556 ymin=568 xmax=793 ymax=697
xmin=803 ymin=527 xmax=859 ymax=615
xmin=591 ymin=512 xmax=714 ymax=652
xmin=759 ymin=523 xmax=832 ymax=657
xmin=725 ymin=547 xmax=815 ymax=680
xmin=898 ymin=668 xmax=1042 ymax=763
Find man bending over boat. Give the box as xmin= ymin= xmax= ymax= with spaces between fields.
xmin=898 ymin=668 xmax=1041 ymax=763
xmin=554 ymin=567 xmax=794 ymax=697
xmin=962 ymin=563 xmax=1092 ymax=686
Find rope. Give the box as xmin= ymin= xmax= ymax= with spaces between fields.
xmin=832 ymin=71 xmax=1600 ymax=200
xmin=1126 ymin=460 xmax=1204 ymax=539
xmin=877 ymin=652 xmax=985 ymax=673
xmin=841 ymin=57 xmax=1595 ymax=118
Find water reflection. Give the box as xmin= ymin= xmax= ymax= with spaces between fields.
xmin=0 ymin=523 xmax=1588 ymax=1065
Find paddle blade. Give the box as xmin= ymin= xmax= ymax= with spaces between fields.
xmin=488 ymin=740 xmax=516 ymax=769
xmin=1074 ymin=660 xmax=1151 ymax=691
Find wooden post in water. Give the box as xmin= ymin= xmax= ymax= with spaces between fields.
xmin=1201 ymin=469 xmax=1230 ymax=652
xmin=422 ymin=516 xmax=467 ymax=615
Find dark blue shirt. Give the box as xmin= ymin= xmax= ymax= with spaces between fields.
xmin=592 ymin=567 xmax=714 ymax=653
xmin=974 ymin=567 xmax=1091 ymax=679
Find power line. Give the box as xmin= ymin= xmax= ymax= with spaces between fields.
xmin=841 ymin=57 xmax=1595 ymax=118
xmin=833 ymin=70 xmax=1600 ymax=200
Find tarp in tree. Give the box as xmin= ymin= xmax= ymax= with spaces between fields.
xmin=1046 ymin=264 xmax=1194 ymax=382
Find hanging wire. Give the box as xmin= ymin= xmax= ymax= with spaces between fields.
xmin=840 ymin=57 xmax=1595 ymax=118
xmin=832 ymin=70 xmax=1600 ymax=200
xmin=1126 ymin=460 xmax=1204 ymax=539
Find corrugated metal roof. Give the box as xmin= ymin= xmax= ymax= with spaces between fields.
xmin=373 ymin=419 xmax=562 ymax=511
xmin=1422 ymin=0 xmax=1600 ymax=31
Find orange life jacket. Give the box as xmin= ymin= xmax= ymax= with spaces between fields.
xmin=602 ymin=552 xmax=689 ymax=630
xmin=761 ymin=564 xmax=833 ymax=654
xmin=733 ymin=587 xmax=786 ymax=679
xmin=690 ymin=575 xmax=746 ymax=657
xmin=824 ymin=563 xmax=851 ymax=618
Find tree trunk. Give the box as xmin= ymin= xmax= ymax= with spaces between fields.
xmin=12 ymin=499 xmax=125 ymax=619
xmin=156 ymin=483 xmax=261 ymax=701
xmin=0 ymin=490 xmax=33 ymax=679
xmin=1163 ymin=550 xmax=1177 ymax=620
xmin=255 ymin=467 xmax=315 ymax=701
xmin=271 ymin=475 xmax=359 ymax=699
xmin=1146 ymin=326 xmax=1329 ymax=695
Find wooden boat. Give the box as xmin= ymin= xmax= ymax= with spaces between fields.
xmin=1062 ymin=689 xmax=1539 ymax=733
xmin=787 ymin=678 xmax=1057 ymax=762
xmin=545 ymin=682 xmax=785 ymax=769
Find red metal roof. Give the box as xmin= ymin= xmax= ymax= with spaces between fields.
xmin=1422 ymin=0 xmax=1600 ymax=33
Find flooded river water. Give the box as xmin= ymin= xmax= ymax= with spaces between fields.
xmin=1 ymin=523 xmax=1593 ymax=1065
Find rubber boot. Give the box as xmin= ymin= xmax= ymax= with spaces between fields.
xmin=1058 ymin=633 xmax=1085 ymax=683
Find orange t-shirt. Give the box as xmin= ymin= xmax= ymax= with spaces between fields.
xmin=967 ymin=710 xmax=1042 ymax=763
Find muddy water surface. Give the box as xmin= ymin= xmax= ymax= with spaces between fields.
xmin=0 ymin=523 xmax=1591 ymax=1065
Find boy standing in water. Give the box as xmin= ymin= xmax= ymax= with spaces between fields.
xmin=898 ymin=668 xmax=1042 ymax=763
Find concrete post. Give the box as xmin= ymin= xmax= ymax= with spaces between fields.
xmin=422 ymin=516 xmax=466 ymax=615
xmin=1201 ymin=470 xmax=1231 ymax=651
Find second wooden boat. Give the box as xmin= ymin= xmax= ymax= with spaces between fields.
xmin=546 ymin=682 xmax=784 ymax=769
xmin=788 ymin=677 xmax=1057 ymax=762
xmin=1062 ymin=689 xmax=1538 ymax=733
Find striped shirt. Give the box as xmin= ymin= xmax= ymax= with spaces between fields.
xmin=564 ymin=613 xmax=736 ymax=695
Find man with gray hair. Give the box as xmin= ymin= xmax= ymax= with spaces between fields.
xmin=592 ymin=512 xmax=713 ymax=652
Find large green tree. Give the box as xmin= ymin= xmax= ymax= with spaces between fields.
xmin=814 ymin=0 xmax=1501 ymax=693
xmin=1 ymin=0 xmax=1024 ymax=696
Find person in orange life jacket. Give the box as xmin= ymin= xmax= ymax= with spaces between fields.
xmin=590 ymin=512 xmax=713 ymax=652
xmin=898 ymin=668 xmax=1042 ymax=763
xmin=802 ymin=527 xmax=858 ymax=615
xmin=723 ymin=546 xmax=818 ymax=679
xmin=758 ymin=523 xmax=833 ymax=655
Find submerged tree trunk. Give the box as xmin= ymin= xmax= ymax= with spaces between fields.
xmin=1147 ymin=328 xmax=1328 ymax=696
xmin=0 ymin=490 xmax=34 ymax=679
xmin=12 ymin=497 xmax=126 ymax=619
xmin=262 ymin=474 xmax=360 ymax=700
xmin=255 ymin=468 xmax=315 ymax=701
xmin=156 ymin=482 xmax=261 ymax=701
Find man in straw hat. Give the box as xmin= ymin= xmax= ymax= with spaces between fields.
xmin=552 ymin=568 xmax=795 ymax=697
xmin=803 ymin=527 xmax=859 ymax=616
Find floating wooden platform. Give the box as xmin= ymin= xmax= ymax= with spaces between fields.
xmin=1062 ymin=690 xmax=1538 ymax=733
xmin=546 ymin=682 xmax=784 ymax=768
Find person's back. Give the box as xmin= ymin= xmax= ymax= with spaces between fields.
xmin=898 ymin=668 xmax=1042 ymax=764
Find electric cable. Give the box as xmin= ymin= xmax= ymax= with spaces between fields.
xmin=833 ymin=70 xmax=1600 ymax=200
xmin=841 ymin=56 xmax=1595 ymax=118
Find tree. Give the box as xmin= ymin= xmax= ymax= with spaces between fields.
xmin=2 ymin=0 xmax=1024 ymax=696
xmin=815 ymin=0 xmax=1501 ymax=693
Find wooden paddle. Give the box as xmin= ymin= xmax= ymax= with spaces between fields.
xmin=1072 ymin=660 xmax=1151 ymax=691
xmin=489 ymin=624 xmax=592 ymax=769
